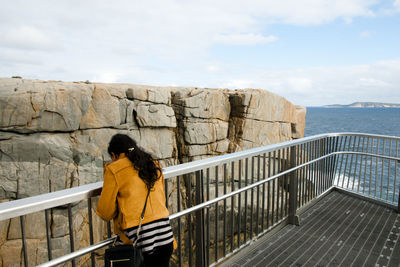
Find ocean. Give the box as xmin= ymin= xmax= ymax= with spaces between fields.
xmin=305 ymin=107 xmax=400 ymax=137
xmin=305 ymin=107 xmax=400 ymax=201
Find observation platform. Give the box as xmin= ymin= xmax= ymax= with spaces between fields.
xmin=220 ymin=190 xmax=400 ymax=267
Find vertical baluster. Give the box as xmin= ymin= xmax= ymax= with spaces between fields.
xmin=357 ymin=136 xmax=366 ymax=193
xmin=324 ymin=138 xmax=328 ymax=188
xmin=279 ymin=150 xmax=283 ymax=220
xmin=393 ymin=140 xmax=399 ymax=203
xmin=307 ymin=142 xmax=311 ymax=202
xmin=206 ymin=169 xmax=210 ymax=266
xmin=67 ymin=204 xmax=76 ymax=267
xmin=261 ymin=153 xmax=266 ymax=230
xmin=267 ymin=152 xmax=271 ymax=228
xmin=320 ymin=139 xmax=325 ymax=192
xmin=346 ymin=136 xmax=357 ymax=189
xmin=20 ymin=216 xmax=28 ymax=267
xmin=396 ymin=141 xmax=400 ymax=211
xmin=338 ymin=136 xmax=348 ymax=188
xmin=284 ymin=148 xmax=287 ymax=216
xmin=332 ymin=136 xmax=342 ymax=185
xmin=328 ymin=137 xmax=334 ymax=186
xmin=332 ymin=136 xmax=342 ymax=186
xmin=250 ymin=157 xmax=254 ymax=238
xmin=238 ymin=160 xmax=242 ymax=247
xmin=214 ymin=167 xmax=219 ymax=263
xmin=45 ymin=209 xmax=52 ymax=261
xmin=380 ymin=139 xmax=386 ymax=199
xmin=286 ymin=148 xmax=290 ymax=215
xmin=187 ymin=175 xmax=192 ymax=267
xmin=297 ymin=144 xmax=301 ymax=206
xmin=307 ymin=142 xmax=311 ymax=203
xmin=363 ymin=137 xmax=370 ymax=194
xmin=288 ymin=145 xmax=298 ymax=225
xmin=256 ymin=155 xmax=261 ymax=235
xmin=231 ymin=162 xmax=235 ymax=252
xmin=318 ymin=139 xmax=322 ymax=194
xmin=244 ymin=158 xmax=248 ymax=242
xmin=304 ymin=143 xmax=307 ymax=204
xmin=297 ymin=144 xmax=302 ymax=207
xmin=310 ymin=140 xmax=315 ymax=197
xmin=88 ymin=198 xmax=95 ymax=267
xmin=313 ymin=140 xmax=317 ymax=197
xmin=223 ymin=164 xmax=227 ymax=257
xmin=387 ymin=139 xmax=393 ymax=201
xmin=322 ymin=138 xmax=326 ymax=190
xmin=342 ymin=136 xmax=352 ymax=188
xmin=369 ymin=138 xmax=374 ymax=197
xmin=330 ymin=136 xmax=341 ymax=185
xmin=317 ymin=140 xmax=321 ymax=195
xmin=271 ymin=151 xmax=275 ymax=225
xmin=375 ymin=138 xmax=380 ymax=198
xmin=165 ymin=178 xmax=169 ymax=208
xmin=329 ymin=137 xmax=335 ymax=186
xmin=177 ymin=176 xmax=182 ymax=267
xmin=350 ymin=136 xmax=361 ymax=190
xmin=330 ymin=137 xmax=334 ymax=185
xmin=322 ymin=138 xmax=327 ymax=191
xmin=301 ymin=143 xmax=306 ymax=206
xmin=195 ymin=170 xmax=205 ymax=267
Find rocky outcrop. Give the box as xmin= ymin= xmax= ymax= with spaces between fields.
xmin=0 ymin=78 xmax=306 ymax=265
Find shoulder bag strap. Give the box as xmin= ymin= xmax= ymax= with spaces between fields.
xmin=133 ymin=188 xmax=151 ymax=247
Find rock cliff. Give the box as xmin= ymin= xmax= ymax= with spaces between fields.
xmin=0 ymin=78 xmax=305 ymax=199
xmin=0 ymin=78 xmax=305 ymax=265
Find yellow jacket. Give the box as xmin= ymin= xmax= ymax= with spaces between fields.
xmin=96 ymin=155 xmax=170 ymax=243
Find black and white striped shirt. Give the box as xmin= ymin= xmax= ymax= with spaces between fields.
xmin=123 ymin=217 xmax=174 ymax=254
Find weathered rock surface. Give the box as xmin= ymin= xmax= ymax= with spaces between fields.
xmin=0 ymin=77 xmax=305 ymax=196
xmin=0 ymin=78 xmax=306 ymax=265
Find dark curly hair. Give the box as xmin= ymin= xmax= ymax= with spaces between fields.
xmin=107 ymin=134 xmax=162 ymax=190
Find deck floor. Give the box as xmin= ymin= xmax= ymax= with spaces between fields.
xmin=219 ymin=191 xmax=400 ymax=267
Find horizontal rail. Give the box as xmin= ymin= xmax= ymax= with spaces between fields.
xmin=162 ymin=132 xmax=400 ymax=178
xmin=36 ymin=236 xmax=116 ymax=267
xmin=335 ymin=151 xmax=400 ymax=162
xmin=1 ymin=147 xmax=399 ymax=222
xmin=0 ymin=182 xmax=102 ymax=221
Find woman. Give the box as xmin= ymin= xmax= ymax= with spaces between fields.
xmin=96 ymin=134 xmax=174 ymax=267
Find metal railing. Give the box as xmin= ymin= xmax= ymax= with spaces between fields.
xmin=0 ymin=133 xmax=399 ymax=267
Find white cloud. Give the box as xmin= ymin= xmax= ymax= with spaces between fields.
xmin=224 ymin=60 xmax=400 ymax=106
xmin=92 ymin=72 xmax=123 ymax=83
xmin=1 ymin=25 xmax=59 ymax=51
xmin=215 ymin=33 xmax=278 ymax=45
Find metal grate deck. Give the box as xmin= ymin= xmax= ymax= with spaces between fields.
xmin=219 ymin=191 xmax=400 ymax=267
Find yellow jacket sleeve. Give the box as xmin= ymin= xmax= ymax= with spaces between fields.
xmin=96 ymin=166 xmax=118 ymax=221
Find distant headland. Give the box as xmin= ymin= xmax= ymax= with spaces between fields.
xmin=323 ymin=102 xmax=400 ymax=108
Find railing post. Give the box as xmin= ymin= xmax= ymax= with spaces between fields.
xmin=398 ymin=182 xmax=400 ymax=213
xmin=195 ymin=170 xmax=205 ymax=267
xmin=288 ymin=146 xmax=300 ymax=225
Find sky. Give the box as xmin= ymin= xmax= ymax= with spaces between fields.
xmin=0 ymin=0 xmax=399 ymax=106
